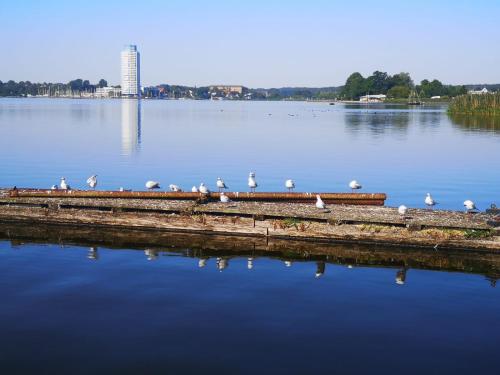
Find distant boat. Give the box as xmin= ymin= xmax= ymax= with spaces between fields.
xmin=408 ymin=89 xmax=422 ymax=105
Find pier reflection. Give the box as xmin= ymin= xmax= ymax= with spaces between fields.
xmin=121 ymin=99 xmax=141 ymax=155
xmin=1 ymin=223 xmax=499 ymax=286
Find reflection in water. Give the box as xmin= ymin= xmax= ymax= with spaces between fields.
xmin=247 ymin=257 xmax=254 ymax=270
xmin=88 ymin=246 xmax=98 ymax=261
xmin=284 ymin=260 xmax=293 ymax=267
xmin=216 ymin=257 xmax=228 ymax=271
xmin=449 ymin=113 xmax=500 ymax=134
xmin=121 ymin=99 xmax=141 ymax=155
xmin=144 ymin=249 xmax=158 ymax=261
xmin=315 ymin=261 xmax=326 ymax=278
xmin=396 ymin=267 xmax=408 ymax=285
xmin=344 ymin=110 xmax=410 ymax=136
xmin=198 ymin=258 xmax=208 ymax=268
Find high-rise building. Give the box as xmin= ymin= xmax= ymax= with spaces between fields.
xmin=121 ymin=45 xmax=141 ymax=98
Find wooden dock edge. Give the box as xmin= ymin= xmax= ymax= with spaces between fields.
xmin=0 ymin=203 xmax=499 ymax=252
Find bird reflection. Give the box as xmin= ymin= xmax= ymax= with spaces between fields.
xmin=315 ymin=261 xmax=325 ymax=278
xmin=198 ymin=258 xmax=208 ymax=268
xmin=121 ymin=99 xmax=141 ymax=155
xmin=144 ymin=249 xmax=158 ymax=261
xmin=216 ymin=257 xmax=228 ymax=272
xmin=396 ymin=268 xmax=408 ymax=285
xmin=284 ymin=260 xmax=293 ymax=267
xmin=87 ymin=246 xmax=98 ymax=261
xmin=247 ymin=257 xmax=254 ymax=270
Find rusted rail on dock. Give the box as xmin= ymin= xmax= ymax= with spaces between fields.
xmin=6 ymin=188 xmax=387 ymax=205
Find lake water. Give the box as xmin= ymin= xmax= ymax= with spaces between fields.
xmin=0 ymin=98 xmax=499 ymax=209
xmin=1 ymin=98 xmax=500 ymax=373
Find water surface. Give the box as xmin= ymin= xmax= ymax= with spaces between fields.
xmin=1 ymin=98 xmax=499 ymax=209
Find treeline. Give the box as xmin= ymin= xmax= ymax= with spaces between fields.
xmin=0 ymin=78 xmax=109 ymax=97
xmin=340 ymin=71 xmax=467 ymax=100
xmin=448 ymin=92 xmax=500 ymax=116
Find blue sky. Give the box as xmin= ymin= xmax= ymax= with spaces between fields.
xmin=1 ymin=0 xmax=499 ymax=87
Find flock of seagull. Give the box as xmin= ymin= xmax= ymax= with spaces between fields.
xmin=53 ymin=173 xmax=478 ymax=215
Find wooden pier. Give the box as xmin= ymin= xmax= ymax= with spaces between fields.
xmin=0 ymin=188 xmax=499 ymax=251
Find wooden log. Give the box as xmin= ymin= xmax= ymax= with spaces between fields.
xmin=5 ymin=188 xmax=387 ymax=206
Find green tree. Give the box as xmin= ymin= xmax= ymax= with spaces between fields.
xmin=98 ymin=79 xmax=108 ymax=88
xmin=387 ymin=85 xmax=410 ymax=98
xmin=341 ymin=72 xmax=367 ymax=100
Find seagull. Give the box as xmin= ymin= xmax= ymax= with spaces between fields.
xmin=216 ymin=177 xmax=228 ymax=192
xmin=145 ymin=181 xmax=160 ymax=190
xmin=60 ymin=177 xmax=70 ymax=190
xmin=398 ymin=205 xmax=408 ymax=220
xmin=220 ymin=192 xmax=230 ymax=203
xmin=247 ymin=257 xmax=254 ymax=270
xmin=51 ymin=185 xmax=58 ymax=190
xmin=198 ymin=258 xmax=207 ymax=268
xmin=248 ymin=172 xmax=258 ymax=192
xmin=169 ymin=184 xmax=182 ymax=192
xmin=349 ymin=180 xmax=362 ymax=192
xmin=86 ymin=174 xmax=97 ymax=190
xmin=464 ymin=200 xmax=477 ymax=213
xmin=284 ymin=260 xmax=292 ymax=267
xmin=425 ymin=193 xmax=437 ymax=208
xmin=119 ymin=187 xmax=132 ymax=192
xmin=285 ymin=179 xmax=295 ymax=192
xmin=191 ymin=186 xmax=199 ymax=193
xmin=199 ymin=183 xmax=210 ymax=194
xmin=316 ymin=194 xmax=326 ymax=209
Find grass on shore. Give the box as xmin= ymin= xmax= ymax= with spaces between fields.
xmin=448 ymin=92 xmax=500 ymax=116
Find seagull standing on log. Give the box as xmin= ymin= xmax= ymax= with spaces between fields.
xmin=169 ymin=184 xmax=182 ymax=192
xmin=86 ymin=175 xmax=97 ymax=190
xmin=463 ymin=200 xmax=477 ymax=214
xmin=216 ymin=177 xmax=228 ymax=192
xmin=145 ymin=181 xmax=160 ymax=190
xmin=425 ymin=193 xmax=437 ymax=209
xmin=349 ymin=180 xmax=362 ymax=192
xmin=199 ymin=183 xmax=210 ymax=194
xmin=285 ymin=179 xmax=295 ymax=192
xmin=316 ymin=195 xmax=326 ymax=209
xmin=248 ymin=172 xmax=258 ymax=193
xmin=60 ymin=177 xmax=70 ymax=190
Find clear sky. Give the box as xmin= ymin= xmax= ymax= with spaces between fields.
xmin=1 ymin=0 xmax=499 ymax=87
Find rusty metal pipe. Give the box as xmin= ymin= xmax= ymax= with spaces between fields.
xmin=7 ymin=189 xmax=386 ymax=205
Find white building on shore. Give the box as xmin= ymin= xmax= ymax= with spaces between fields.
xmin=121 ymin=45 xmax=141 ymax=98
xmin=95 ymin=87 xmax=121 ymax=98
xmin=359 ymin=94 xmax=386 ymax=103
xmin=468 ymin=88 xmax=489 ymax=95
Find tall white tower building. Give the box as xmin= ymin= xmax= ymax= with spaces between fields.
xmin=121 ymin=45 xmax=141 ymax=98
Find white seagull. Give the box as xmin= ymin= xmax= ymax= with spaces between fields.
xmin=398 ymin=205 xmax=408 ymax=219
xmin=86 ymin=174 xmax=97 ymax=190
xmin=349 ymin=180 xmax=362 ymax=192
xmin=220 ymin=192 xmax=230 ymax=203
xmin=60 ymin=177 xmax=70 ymax=190
xmin=191 ymin=186 xmax=199 ymax=193
xmin=285 ymin=179 xmax=295 ymax=192
xmin=169 ymin=184 xmax=182 ymax=192
xmin=216 ymin=177 xmax=228 ymax=192
xmin=463 ymin=200 xmax=477 ymax=213
xmin=51 ymin=185 xmax=58 ymax=190
xmin=145 ymin=181 xmax=160 ymax=190
xmin=248 ymin=172 xmax=258 ymax=192
xmin=199 ymin=183 xmax=210 ymax=194
xmin=425 ymin=193 xmax=437 ymax=208
xmin=316 ymin=194 xmax=326 ymax=209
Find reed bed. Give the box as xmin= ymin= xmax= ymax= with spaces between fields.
xmin=448 ymin=92 xmax=500 ymax=115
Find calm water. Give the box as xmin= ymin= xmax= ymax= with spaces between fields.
xmin=1 ymin=98 xmax=500 ymax=373
xmin=0 ymin=98 xmax=499 ymax=209
xmin=0 ymin=235 xmax=499 ymax=374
